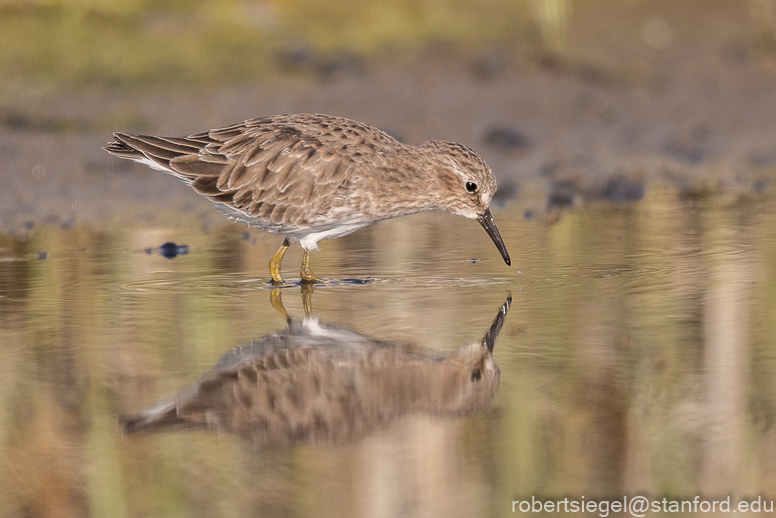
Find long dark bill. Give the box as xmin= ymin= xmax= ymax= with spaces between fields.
xmin=477 ymin=208 xmax=511 ymax=266
xmin=481 ymin=295 xmax=512 ymax=352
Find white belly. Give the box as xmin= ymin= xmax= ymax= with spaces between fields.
xmin=298 ymin=223 xmax=368 ymax=251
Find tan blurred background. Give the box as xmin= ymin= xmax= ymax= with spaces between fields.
xmin=2 ymin=3 xmax=776 ymax=518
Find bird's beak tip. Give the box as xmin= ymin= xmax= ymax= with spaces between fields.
xmin=477 ymin=209 xmax=511 ymax=266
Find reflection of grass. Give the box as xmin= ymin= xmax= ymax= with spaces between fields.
xmin=0 ymin=0 xmax=533 ymax=90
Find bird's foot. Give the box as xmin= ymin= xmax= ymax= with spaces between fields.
xmin=300 ymin=251 xmax=321 ymax=284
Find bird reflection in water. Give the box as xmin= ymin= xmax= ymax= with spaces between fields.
xmin=121 ymin=294 xmax=511 ymax=445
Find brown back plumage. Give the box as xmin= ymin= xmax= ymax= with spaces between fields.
xmin=106 ymin=115 xmax=404 ymax=231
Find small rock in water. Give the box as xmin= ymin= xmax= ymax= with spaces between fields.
xmin=159 ymin=242 xmax=189 ymax=259
xmin=547 ymin=180 xmax=582 ymax=209
xmin=342 ymin=278 xmax=371 ymax=285
xmin=601 ymin=174 xmax=645 ymax=201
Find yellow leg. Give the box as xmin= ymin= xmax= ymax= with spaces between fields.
xmin=269 ymin=288 xmax=291 ymax=323
xmin=269 ymin=238 xmax=290 ymax=285
xmin=300 ymin=250 xmax=320 ymax=284
xmin=301 ymin=284 xmax=314 ymax=315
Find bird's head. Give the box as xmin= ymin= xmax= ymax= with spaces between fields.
xmin=421 ymin=140 xmax=511 ymax=266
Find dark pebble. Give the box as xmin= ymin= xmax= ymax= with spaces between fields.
xmin=471 ymin=48 xmax=511 ymax=80
xmin=548 ymin=191 xmax=576 ymax=208
xmin=490 ymin=180 xmax=518 ymax=205
xmin=547 ymin=180 xmax=582 ymax=209
xmin=159 ymin=242 xmax=189 ymax=259
xmin=319 ymin=52 xmax=365 ymax=80
xmin=37 ymin=251 xmax=47 ymax=260
xmin=748 ymin=149 xmax=776 ymax=167
xmin=663 ymin=134 xmax=707 ymax=164
xmin=276 ymin=45 xmax=315 ymax=70
xmin=483 ymin=125 xmax=532 ymax=151
xmin=342 ymin=278 xmax=371 ymax=284
xmin=0 ymin=109 xmax=30 ymax=130
xmin=601 ymin=175 xmax=645 ymax=201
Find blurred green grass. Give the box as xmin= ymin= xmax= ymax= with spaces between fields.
xmin=3 ymin=0 xmax=774 ymax=94
xmin=0 ymin=0 xmax=539 ymax=91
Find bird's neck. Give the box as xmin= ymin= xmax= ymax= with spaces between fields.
xmin=363 ymin=147 xmax=459 ymax=216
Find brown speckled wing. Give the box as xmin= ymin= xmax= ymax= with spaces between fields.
xmin=107 ymin=114 xmax=404 ymax=229
xmin=171 ymin=115 xmax=399 ymax=228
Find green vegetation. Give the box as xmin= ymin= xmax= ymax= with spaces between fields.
xmin=0 ymin=0 xmax=536 ymax=90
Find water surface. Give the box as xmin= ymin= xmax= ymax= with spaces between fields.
xmin=1 ymin=190 xmax=775 ymax=517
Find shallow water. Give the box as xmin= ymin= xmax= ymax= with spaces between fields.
xmin=2 ymin=190 xmax=776 ymax=517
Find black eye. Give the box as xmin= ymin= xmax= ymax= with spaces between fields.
xmin=465 ymin=181 xmax=477 ymax=193
xmin=471 ymin=369 xmax=482 ymax=382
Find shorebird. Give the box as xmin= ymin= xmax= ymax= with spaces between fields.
xmin=120 ymin=296 xmax=510 ymax=443
xmin=105 ymin=114 xmax=511 ymax=283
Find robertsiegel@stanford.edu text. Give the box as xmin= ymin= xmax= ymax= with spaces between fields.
xmin=511 ymin=495 xmax=773 ymax=516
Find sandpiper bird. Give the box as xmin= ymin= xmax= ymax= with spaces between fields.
xmin=120 ymin=296 xmax=510 ymax=443
xmin=104 ymin=114 xmax=511 ymax=283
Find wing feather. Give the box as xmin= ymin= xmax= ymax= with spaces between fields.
xmin=170 ymin=155 xmax=224 ymax=180
xmin=105 ymin=114 xmax=405 ymax=230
